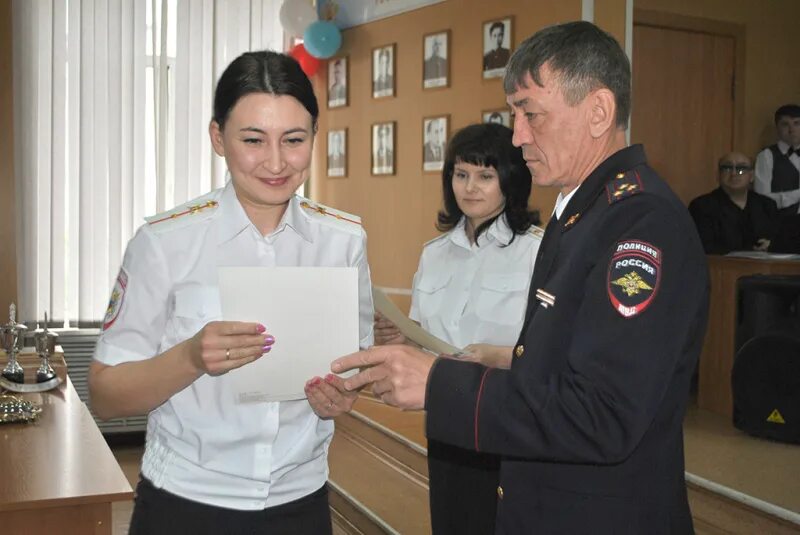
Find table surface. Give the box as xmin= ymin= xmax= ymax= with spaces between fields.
xmin=0 ymin=377 xmax=133 ymax=511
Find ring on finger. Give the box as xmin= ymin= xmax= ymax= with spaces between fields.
xmin=225 ymin=348 xmax=231 ymax=360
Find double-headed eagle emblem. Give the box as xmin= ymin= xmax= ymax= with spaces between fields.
xmin=610 ymin=271 xmax=653 ymax=297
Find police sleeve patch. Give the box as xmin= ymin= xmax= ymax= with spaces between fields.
xmin=607 ymin=240 xmax=661 ymax=318
xmin=102 ymin=268 xmax=129 ymax=331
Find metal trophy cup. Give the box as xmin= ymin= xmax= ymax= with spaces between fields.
xmin=33 ymin=312 xmax=58 ymax=383
xmin=1 ymin=304 xmax=27 ymax=384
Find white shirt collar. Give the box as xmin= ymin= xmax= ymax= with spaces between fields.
xmin=449 ymin=215 xmax=513 ymax=249
xmin=553 ymin=185 xmax=581 ymax=220
xmin=777 ymin=140 xmax=800 ymax=154
xmin=216 ymin=182 xmax=312 ymax=244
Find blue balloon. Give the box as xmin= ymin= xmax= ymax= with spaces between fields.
xmin=303 ymin=21 xmax=341 ymax=60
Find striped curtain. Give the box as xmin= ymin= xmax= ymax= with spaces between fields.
xmin=13 ymin=0 xmax=284 ymax=325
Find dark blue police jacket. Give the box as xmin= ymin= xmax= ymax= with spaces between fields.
xmin=426 ymin=144 xmax=708 ymax=534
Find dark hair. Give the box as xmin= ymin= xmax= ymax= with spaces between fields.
xmin=775 ymin=104 xmax=800 ymax=123
xmin=490 ymin=22 xmax=505 ymax=35
xmin=437 ymin=124 xmax=533 ymax=246
xmin=212 ymin=50 xmax=319 ymax=130
xmin=504 ymin=21 xmax=631 ymax=129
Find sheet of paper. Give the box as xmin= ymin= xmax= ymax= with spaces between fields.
xmin=219 ymin=267 xmax=359 ymax=403
xmin=372 ymin=286 xmax=463 ymax=356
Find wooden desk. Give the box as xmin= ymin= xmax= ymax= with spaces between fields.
xmin=698 ymin=255 xmax=800 ymax=417
xmin=0 ymin=378 xmax=133 ymax=534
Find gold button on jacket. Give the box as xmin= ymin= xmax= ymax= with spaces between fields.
xmin=514 ymin=345 xmax=524 ymax=358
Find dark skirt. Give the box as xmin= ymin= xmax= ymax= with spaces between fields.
xmin=129 ymin=476 xmax=332 ymax=535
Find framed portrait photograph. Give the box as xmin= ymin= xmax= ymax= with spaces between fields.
xmin=327 ymin=128 xmax=347 ymax=177
xmin=327 ymin=56 xmax=348 ymax=108
xmin=422 ymin=115 xmax=448 ymax=173
xmin=372 ymin=122 xmax=395 ymax=175
xmin=423 ymin=30 xmax=449 ymax=89
xmin=483 ymin=16 xmax=513 ymax=79
xmin=372 ymin=44 xmax=396 ymax=99
xmin=482 ymin=109 xmax=511 ymax=127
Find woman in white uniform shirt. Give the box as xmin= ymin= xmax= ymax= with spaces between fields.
xmin=375 ymin=123 xmax=542 ymax=534
xmin=88 ymin=51 xmax=373 ymax=535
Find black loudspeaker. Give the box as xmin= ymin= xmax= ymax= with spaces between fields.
xmin=732 ymin=276 xmax=800 ymax=443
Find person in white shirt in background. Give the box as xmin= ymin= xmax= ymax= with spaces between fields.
xmin=374 ymin=122 xmax=542 ymax=535
xmin=754 ymin=104 xmax=800 ymax=216
xmin=88 ymin=50 xmax=373 ymax=535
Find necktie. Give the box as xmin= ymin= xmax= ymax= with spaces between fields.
xmin=787 ymin=147 xmax=798 ymax=157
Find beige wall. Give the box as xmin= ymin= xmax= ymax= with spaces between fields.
xmin=0 ymin=0 xmax=17 ymax=310
xmin=311 ymin=0 xmax=587 ymax=292
xmin=637 ymin=0 xmax=800 ymax=156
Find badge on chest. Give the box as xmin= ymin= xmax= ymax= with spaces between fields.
xmin=607 ymin=240 xmax=661 ymax=318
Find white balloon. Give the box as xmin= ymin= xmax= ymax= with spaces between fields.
xmin=279 ymin=0 xmax=318 ymax=38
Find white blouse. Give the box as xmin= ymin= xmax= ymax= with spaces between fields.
xmin=409 ymin=215 xmax=542 ymax=350
xmin=94 ymin=182 xmax=373 ymax=511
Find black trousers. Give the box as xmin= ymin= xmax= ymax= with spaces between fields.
xmin=428 ymin=439 xmax=500 ymax=535
xmin=129 ymin=477 xmax=332 ymax=535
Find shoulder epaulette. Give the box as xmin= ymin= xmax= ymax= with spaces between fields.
xmin=423 ymin=232 xmax=450 ymax=248
xmin=298 ymin=198 xmax=362 ymax=236
xmin=145 ymin=190 xmax=221 ymax=232
xmin=528 ymin=225 xmax=545 ymax=239
xmin=606 ymin=170 xmax=644 ymax=205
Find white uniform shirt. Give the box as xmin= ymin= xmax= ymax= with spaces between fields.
xmin=94 ymin=182 xmax=374 ymax=510
xmin=754 ymin=140 xmax=800 ymax=211
xmin=409 ymin=216 xmax=542 ymax=349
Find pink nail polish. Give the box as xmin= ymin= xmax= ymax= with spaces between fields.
xmin=262 ymin=346 xmax=272 ymax=353
xmin=256 ymin=324 xmax=266 ymax=333
xmin=264 ymin=335 xmax=275 ymax=344
xmin=311 ymin=377 xmax=321 ymax=386
xmin=324 ymin=374 xmax=335 ymax=383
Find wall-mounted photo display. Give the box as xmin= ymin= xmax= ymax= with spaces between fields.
xmin=372 ymin=122 xmax=395 ymax=175
xmin=327 ymin=56 xmax=348 ymax=108
xmin=483 ymin=16 xmax=513 ymax=79
xmin=422 ymin=115 xmax=448 ymax=173
xmin=372 ymin=44 xmax=396 ymax=99
xmin=423 ymin=30 xmax=449 ymax=89
xmin=327 ymin=128 xmax=347 ymax=177
xmin=482 ymin=109 xmax=511 ymax=127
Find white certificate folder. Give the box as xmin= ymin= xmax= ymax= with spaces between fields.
xmin=219 ymin=267 xmax=359 ymax=403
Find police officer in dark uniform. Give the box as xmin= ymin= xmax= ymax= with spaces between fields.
xmin=334 ymin=21 xmax=708 ymax=534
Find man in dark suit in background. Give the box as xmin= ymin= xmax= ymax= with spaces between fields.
xmin=334 ymin=21 xmax=708 ymax=534
xmin=689 ymin=151 xmax=780 ymax=254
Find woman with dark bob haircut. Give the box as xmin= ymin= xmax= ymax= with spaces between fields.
xmin=89 ymin=51 xmax=373 ymax=535
xmin=374 ymin=123 xmax=543 ymax=534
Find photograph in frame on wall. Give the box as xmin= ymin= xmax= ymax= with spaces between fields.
xmin=482 ymin=16 xmax=513 ymax=79
xmin=372 ymin=122 xmax=395 ymax=175
xmin=372 ymin=44 xmax=396 ymax=98
xmin=422 ymin=115 xmax=448 ymax=173
xmin=423 ymin=30 xmax=449 ymax=89
xmin=327 ymin=56 xmax=348 ymax=108
xmin=482 ymin=109 xmax=511 ymax=127
xmin=327 ymin=128 xmax=347 ymax=177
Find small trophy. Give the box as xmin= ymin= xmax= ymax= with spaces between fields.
xmin=33 ymin=312 xmax=58 ymax=383
xmin=1 ymin=304 xmax=28 ymax=384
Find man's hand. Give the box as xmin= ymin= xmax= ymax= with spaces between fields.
xmin=331 ymin=345 xmax=436 ymax=410
xmin=373 ymin=312 xmax=406 ymax=345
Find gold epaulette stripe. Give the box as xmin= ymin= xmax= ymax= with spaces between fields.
xmin=149 ymin=201 xmax=218 ymax=225
xmin=300 ymin=201 xmax=362 ymax=226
